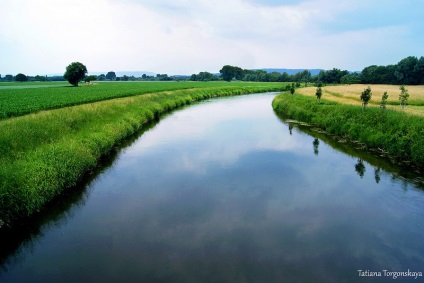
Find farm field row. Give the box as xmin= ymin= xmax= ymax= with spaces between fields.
xmin=297 ymin=84 xmax=424 ymax=116
xmin=0 ymin=81 xmax=286 ymax=118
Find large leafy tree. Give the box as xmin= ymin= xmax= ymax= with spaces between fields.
xmin=219 ymin=65 xmax=243 ymax=82
xmin=395 ymin=56 xmax=418 ymax=85
xmin=15 ymin=73 xmax=28 ymax=82
xmin=106 ymin=71 xmax=116 ymax=81
xmin=318 ymin=68 xmax=349 ymax=84
xmin=64 ymin=62 xmax=87 ymax=86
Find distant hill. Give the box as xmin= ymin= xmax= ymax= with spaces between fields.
xmin=253 ymin=68 xmax=322 ymax=76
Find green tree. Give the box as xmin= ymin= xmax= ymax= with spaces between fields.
xmin=360 ymin=86 xmax=372 ymax=109
xmin=106 ymin=71 xmax=116 ymax=81
xmin=220 ymin=65 xmax=235 ymax=81
xmin=415 ymin=57 xmax=424 ymax=84
xmin=395 ymin=56 xmax=418 ymax=85
xmin=15 ymin=73 xmax=28 ymax=82
xmin=219 ymin=65 xmax=243 ymax=82
xmin=340 ymin=73 xmax=362 ymax=84
xmin=399 ymin=85 xmax=409 ymax=109
xmin=380 ymin=91 xmax=388 ymax=110
xmin=281 ymin=72 xmax=290 ymax=82
xmin=298 ymin=70 xmax=311 ymax=86
xmin=318 ymin=68 xmax=349 ymax=84
xmin=269 ymin=72 xmax=282 ymax=82
xmin=64 ymin=62 xmax=87 ymax=86
xmin=290 ymin=85 xmax=295 ymax=95
xmin=84 ymin=75 xmax=97 ymax=83
xmin=197 ymin=71 xmax=214 ymax=81
xmin=34 ymin=75 xmax=48 ymax=82
xmin=315 ymin=86 xmax=322 ymax=103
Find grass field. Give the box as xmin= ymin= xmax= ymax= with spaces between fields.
xmin=297 ymin=84 xmax=424 ymax=116
xmin=0 ymin=82 xmax=287 ymax=227
xmin=0 ymin=81 xmax=285 ymax=119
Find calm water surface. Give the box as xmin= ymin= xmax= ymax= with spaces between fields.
xmin=1 ymin=93 xmax=424 ymax=282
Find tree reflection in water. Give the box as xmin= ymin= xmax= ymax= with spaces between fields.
xmin=313 ymin=138 xmax=320 ymax=156
xmin=374 ymin=167 xmax=381 ymax=184
xmin=355 ymin=159 xmax=366 ymax=178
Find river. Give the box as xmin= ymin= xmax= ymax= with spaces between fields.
xmin=1 ymin=93 xmax=423 ymax=282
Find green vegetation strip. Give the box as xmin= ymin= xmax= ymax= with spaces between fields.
xmin=0 ymin=81 xmax=282 ymax=119
xmin=272 ymin=94 xmax=424 ymax=167
xmin=0 ymin=84 xmax=285 ymax=227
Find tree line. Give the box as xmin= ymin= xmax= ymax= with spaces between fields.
xmin=0 ymin=71 xmax=182 ymax=83
xmin=210 ymin=56 xmax=424 ymax=85
xmin=2 ymin=56 xmax=423 ymax=85
xmin=0 ymin=74 xmax=64 ymax=82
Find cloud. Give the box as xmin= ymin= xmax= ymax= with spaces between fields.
xmin=0 ymin=0 xmax=423 ymax=75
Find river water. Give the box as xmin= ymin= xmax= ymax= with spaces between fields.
xmin=1 ymin=93 xmax=424 ymax=282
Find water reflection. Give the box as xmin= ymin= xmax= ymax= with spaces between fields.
xmin=0 ymin=182 xmax=91 ymax=272
xmin=0 ymin=121 xmax=158 ymax=273
xmin=1 ymin=93 xmax=424 ymax=282
xmin=355 ymin=159 xmax=366 ymax=178
xmin=313 ymin=138 xmax=320 ymax=156
xmin=375 ymin=167 xmax=381 ymax=184
xmin=280 ymin=119 xmax=424 ymax=190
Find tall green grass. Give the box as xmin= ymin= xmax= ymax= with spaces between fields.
xmin=272 ymin=94 xmax=424 ymax=167
xmin=0 ymin=84 xmax=285 ymax=227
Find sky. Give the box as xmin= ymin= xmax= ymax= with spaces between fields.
xmin=0 ymin=0 xmax=423 ymax=76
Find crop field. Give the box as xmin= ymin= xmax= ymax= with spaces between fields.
xmin=0 ymin=81 xmax=286 ymax=119
xmin=297 ymin=84 xmax=424 ymax=116
xmin=0 ymin=81 xmax=68 ymax=89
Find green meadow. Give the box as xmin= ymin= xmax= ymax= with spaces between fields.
xmin=0 ymin=82 xmax=287 ymax=226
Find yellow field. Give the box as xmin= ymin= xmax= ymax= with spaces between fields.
xmin=297 ymin=84 xmax=424 ymax=116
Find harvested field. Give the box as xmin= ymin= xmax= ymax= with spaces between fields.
xmin=297 ymin=84 xmax=424 ymax=115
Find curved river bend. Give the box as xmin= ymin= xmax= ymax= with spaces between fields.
xmin=1 ymin=93 xmax=424 ymax=282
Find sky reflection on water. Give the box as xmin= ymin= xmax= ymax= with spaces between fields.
xmin=1 ymin=93 xmax=424 ymax=282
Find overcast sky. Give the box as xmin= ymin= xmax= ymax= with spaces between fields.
xmin=1 ymin=0 xmax=423 ymax=75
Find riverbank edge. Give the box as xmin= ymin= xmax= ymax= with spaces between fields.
xmin=0 ymin=85 xmax=285 ymax=228
xmin=272 ymin=93 xmax=424 ymax=170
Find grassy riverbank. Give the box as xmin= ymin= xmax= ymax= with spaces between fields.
xmin=272 ymin=94 xmax=424 ymax=168
xmin=0 ymin=84 xmax=285 ymax=227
